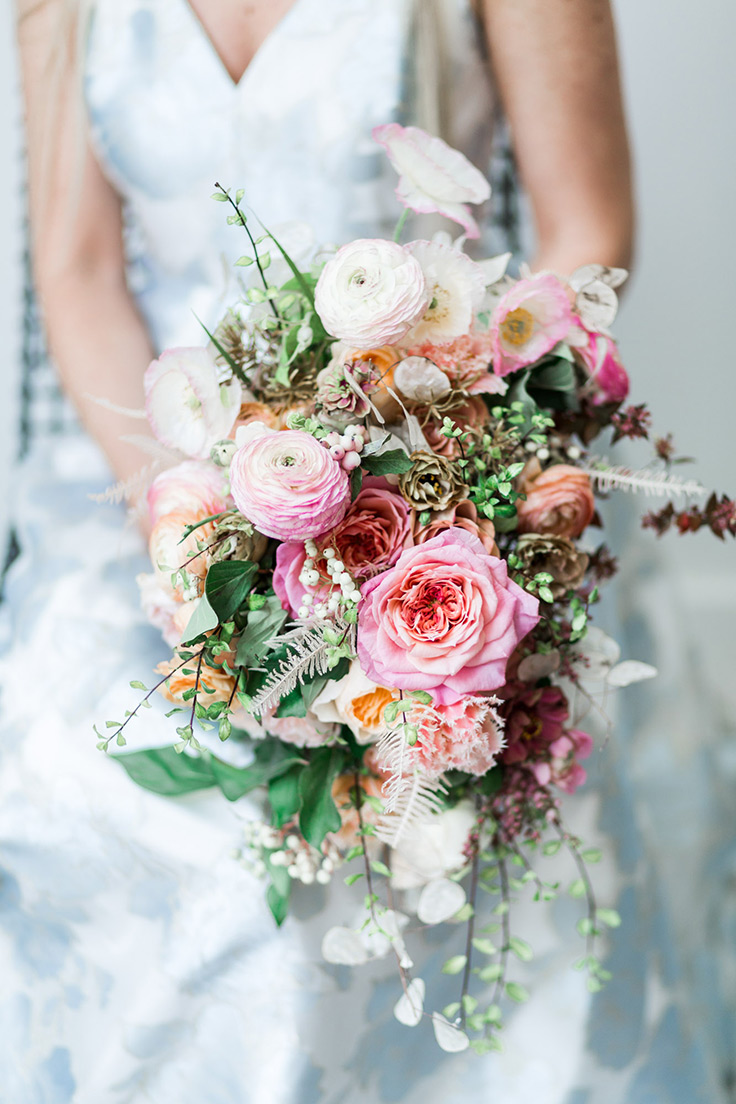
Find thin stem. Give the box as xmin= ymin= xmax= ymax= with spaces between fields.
xmin=102 ymin=652 xmax=194 ymax=750
xmin=393 ymin=208 xmax=409 ymax=243
xmin=556 ymin=821 xmax=598 ymax=959
xmin=459 ymin=805 xmax=482 ymax=1027
xmin=188 ymin=646 xmax=205 ymax=735
xmin=489 ymin=849 xmax=511 ymax=1009
xmin=214 ymin=183 xmax=282 ymax=321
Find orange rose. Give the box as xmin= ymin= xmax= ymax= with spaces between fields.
xmin=156 ymin=649 xmax=236 ymax=705
xmin=517 ymin=462 xmax=595 ymax=539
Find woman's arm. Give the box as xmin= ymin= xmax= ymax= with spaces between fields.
xmin=18 ymin=0 xmax=155 ymax=486
xmin=480 ymin=0 xmax=634 ymax=274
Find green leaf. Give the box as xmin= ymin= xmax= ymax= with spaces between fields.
xmin=235 ymin=254 xmax=254 ymax=267
xmin=262 ymin=226 xmax=316 ymax=306
xmin=275 ymin=685 xmax=308 ymax=719
xmin=180 ymin=593 xmax=219 ymax=644
xmin=477 ymin=962 xmax=503 ymax=982
xmin=350 ymin=466 xmax=364 ymax=501
xmin=581 ymin=848 xmax=603 ymax=863
xmin=235 ymin=596 xmax=288 ymax=666
xmin=344 ymin=872 xmax=364 ymax=886
xmin=543 ymin=839 xmax=562 ymax=856
xmin=370 ymin=859 xmax=392 ymax=878
xmin=597 ymin=908 xmax=622 ymax=929
xmin=298 ymin=746 xmax=346 ymax=850
xmin=266 ymin=855 xmax=291 ymax=926
xmin=205 ymin=561 xmax=257 ymax=622
xmin=529 ymin=357 xmax=575 ymax=392
xmin=441 ymin=954 xmax=467 ymax=976
xmin=194 ymin=313 xmax=240 ymax=375
xmin=471 ymin=938 xmax=497 ymax=956
xmin=113 ymin=746 xmax=215 ymax=796
xmin=476 ymin=768 xmax=503 ymax=796
xmin=505 ymin=981 xmax=530 ymax=1004
xmin=443 ymin=1002 xmax=461 ymax=1020
xmin=268 ymin=766 xmax=302 ymax=828
xmin=508 ymin=936 xmax=534 ymax=962
xmin=362 ymin=449 xmax=413 ymax=477
xmin=568 ymin=878 xmax=587 ymax=899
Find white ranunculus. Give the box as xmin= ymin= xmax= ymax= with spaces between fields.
xmin=144 ymin=347 xmax=241 ymax=459
xmin=404 ymin=239 xmax=487 ymax=345
xmin=314 ymin=239 xmax=429 ymax=348
xmin=390 ymin=802 xmax=476 ymax=890
xmin=373 ymin=123 xmax=491 ymax=239
xmin=393 ymin=357 xmax=451 ymax=403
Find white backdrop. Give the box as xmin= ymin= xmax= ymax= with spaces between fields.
xmin=1 ymin=0 xmax=735 ymax=577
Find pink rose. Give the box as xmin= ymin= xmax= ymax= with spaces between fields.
xmin=357 ymin=529 xmax=539 ymax=703
xmin=273 ymin=478 xmax=413 ymax=615
xmin=144 ymin=347 xmax=242 ymax=459
xmin=147 ymin=460 xmax=229 ymax=526
xmin=406 ymin=697 xmax=505 ymax=778
xmin=229 ymin=430 xmax=350 ymax=542
xmin=517 ymin=462 xmax=596 ymax=539
xmin=573 ymin=321 xmax=630 ymax=405
xmin=490 ymin=275 xmax=573 ymax=376
xmin=315 ymin=239 xmax=429 ymax=348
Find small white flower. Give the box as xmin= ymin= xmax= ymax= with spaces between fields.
xmin=404 ymin=239 xmax=486 ymax=345
xmin=393 ymin=357 xmax=451 ymax=404
xmin=374 ymin=123 xmax=491 ymax=239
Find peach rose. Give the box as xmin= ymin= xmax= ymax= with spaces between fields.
xmin=330 ymin=761 xmax=385 ymax=848
xmin=419 ymin=396 xmax=488 ymax=459
xmin=149 ymin=510 xmax=218 ymax=600
xmin=311 ymin=659 xmax=399 ymax=744
xmin=412 ymin=499 xmax=497 ymax=555
xmin=517 ymin=462 xmax=595 ymax=539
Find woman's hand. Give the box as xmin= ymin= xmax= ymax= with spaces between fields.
xmin=480 ymin=0 xmax=634 ymax=276
xmin=17 ymin=0 xmax=156 ymax=490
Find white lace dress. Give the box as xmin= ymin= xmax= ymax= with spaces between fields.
xmin=0 ymin=2 xmax=729 ymax=1102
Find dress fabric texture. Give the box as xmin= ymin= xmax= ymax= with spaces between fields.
xmin=0 ymin=1 xmax=731 ymax=1102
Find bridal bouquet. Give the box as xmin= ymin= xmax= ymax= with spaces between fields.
xmin=100 ymin=124 xmax=735 ymax=1054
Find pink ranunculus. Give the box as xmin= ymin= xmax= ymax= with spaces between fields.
xmin=229 ymin=429 xmax=350 ymax=542
xmin=407 ymin=696 xmax=505 ymax=779
xmin=517 ymin=463 xmax=596 ymax=539
xmin=233 ymin=705 xmax=339 ymax=748
xmin=144 ymin=347 xmax=242 ymax=459
xmin=147 ymin=460 xmax=230 ymax=527
xmin=314 ymin=239 xmax=429 ymax=349
xmin=573 ymin=321 xmax=630 ymax=405
xmin=273 ymin=478 xmax=414 ymax=615
xmin=373 ymin=123 xmax=491 ymax=239
xmin=489 ymin=275 xmax=574 ymax=376
xmin=357 ymin=528 xmax=539 ymax=703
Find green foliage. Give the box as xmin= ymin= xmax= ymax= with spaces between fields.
xmin=298 ymin=746 xmax=347 ymax=850
xmin=205 ymin=561 xmax=257 ymax=622
xmin=235 ymin=595 xmax=288 ymax=666
xmin=268 ymin=767 xmax=302 ymax=828
xmin=441 ymin=955 xmax=468 ymax=976
xmin=113 ymin=746 xmax=215 ymax=796
xmin=265 ymin=853 xmax=291 ymax=926
xmin=180 ymin=594 xmax=219 ymax=645
xmin=361 ymin=449 xmax=413 ymax=477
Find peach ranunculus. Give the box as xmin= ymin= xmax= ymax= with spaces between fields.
xmin=412 ymin=498 xmax=497 ymax=555
xmin=406 ymin=332 xmax=506 ymax=396
xmin=149 ymin=509 xmax=218 ymax=600
xmin=147 ymin=460 xmax=229 ymax=527
xmin=516 ymin=461 xmax=596 ymax=539
xmin=418 ymin=396 xmax=488 ymax=459
xmin=311 ymin=660 xmax=400 ymax=744
xmin=357 ymin=528 xmax=539 ymax=704
xmin=137 ymin=574 xmax=202 ymax=646
xmin=156 ymin=650 xmax=236 ymax=705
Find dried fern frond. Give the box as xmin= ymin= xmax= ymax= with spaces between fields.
xmin=118 ymin=435 xmax=184 ymax=465
xmin=376 ymin=768 xmax=447 ymax=848
xmin=82 ymin=393 xmax=148 ymax=419
xmin=584 ymin=460 xmax=704 ymax=499
xmin=249 ymin=618 xmax=356 ymax=716
xmin=88 ymin=460 xmax=160 ymax=506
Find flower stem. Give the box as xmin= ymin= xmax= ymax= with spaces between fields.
xmin=393 ymin=208 xmax=409 ymax=243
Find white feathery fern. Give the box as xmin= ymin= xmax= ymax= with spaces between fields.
xmin=583 ymin=460 xmax=704 ymax=500
xmin=249 ymin=619 xmax=355 ymax=716
xmin=375 ymin=768 xmax=447 ymax=848
xmin=88 ymin=461 xmax=160 ymax=506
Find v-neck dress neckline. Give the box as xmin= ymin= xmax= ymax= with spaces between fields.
xmin=176 ymin=0 xmax=310 ymax=93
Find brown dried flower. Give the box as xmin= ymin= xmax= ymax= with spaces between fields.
xmin=398 ymin=450 xmax=469 ymax=513
xmin=515 ymin=533 xmax=589 ymax=598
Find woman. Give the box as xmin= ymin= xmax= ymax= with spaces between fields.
xmin=2 ymin=2 xmax=721 ymax=1102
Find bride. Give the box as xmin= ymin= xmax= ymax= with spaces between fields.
xmin=2 ymin=1 xmax=724 ymax=1101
